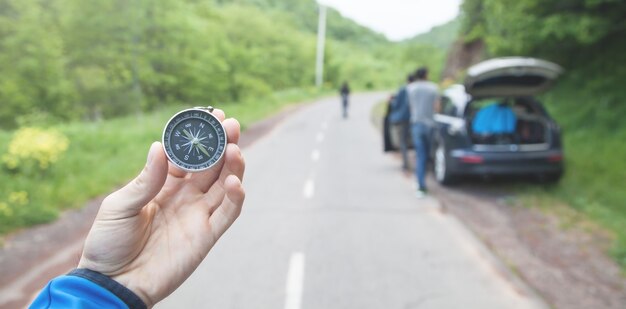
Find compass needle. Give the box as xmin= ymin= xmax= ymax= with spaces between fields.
xmin=198 ymin=144 xmax=211 ymax=157
xmin=183 ymin=129 xmax=193 ymax=140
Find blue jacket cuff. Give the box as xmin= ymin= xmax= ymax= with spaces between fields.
xmin=30 ymin=269 xmax=147 ymax=309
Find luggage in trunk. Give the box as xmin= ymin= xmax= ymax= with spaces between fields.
xmin=469 ymin=100 xmax=549 ymax=147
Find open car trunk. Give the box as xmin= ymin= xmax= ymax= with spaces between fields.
xmin=463 ymin=57 xmax=561 ymax=151
xmin=466 ymin=98 xmax=551 ymax=151
xmin=465 ymin=57 xmax=563 ymax=98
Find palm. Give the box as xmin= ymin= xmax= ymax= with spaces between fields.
xmin=109 ymin=177 xmax=229 ymax=303
xmin=78 ymin=113 xmax=244 ymax=307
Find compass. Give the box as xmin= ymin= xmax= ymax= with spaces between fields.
xmin=162 ymin=106 xmax=227 ymax=172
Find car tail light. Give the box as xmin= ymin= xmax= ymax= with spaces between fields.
xmin=460 ymin=155 xmax=484 ymax=164
xmin=547 ymin=154 xmax=563 ymax=162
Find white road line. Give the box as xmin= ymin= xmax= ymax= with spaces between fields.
xmin=303 ymin=179 xmax=315 ymax=199
xmin=311 ymin=149 xmax=320 ymax=162
xmin=284 ymin=252 xmax=306 ymax=309
xmin=316 ymin=132 xmax=325 ymax=143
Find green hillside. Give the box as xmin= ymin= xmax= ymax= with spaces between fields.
xmin=460 ymin=0 xmax=626 ymax=267
xmin=0 ymin=0 xmax=441 ymax=130
xmin=408 ymin=18 xmax=461 ymax=49
xmin=215 ymin=0 xmax=389 ymax=46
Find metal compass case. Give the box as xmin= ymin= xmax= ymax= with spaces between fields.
xmin=162 ymin=106 xmax=227 ymax=172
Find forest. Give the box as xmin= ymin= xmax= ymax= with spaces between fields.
xmin=0 ymin=0 xmax=443 ymax=129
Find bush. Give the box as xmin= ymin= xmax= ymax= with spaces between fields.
xmin=2 ymin=127 xmax=70 ymax=172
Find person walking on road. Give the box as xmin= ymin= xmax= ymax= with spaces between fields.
xmin=340 ymin=81 xmax=350 ymax=119
xmin=407 ymin=67 xmax=439 ymax=197
xmin=389 ymin=74 xmax=415 ymax=171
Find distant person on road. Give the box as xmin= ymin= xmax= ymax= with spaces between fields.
xmin=340 ymin=81 xmax=350 ymax=118
xmin=389 ymin=74 xmax=415 ymax=171
xmin=407 ymin=67 xmax=439 ymax=197
xmin=30 ymin=110 xmax=246 ymax=309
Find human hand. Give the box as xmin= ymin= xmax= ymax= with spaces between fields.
xmin=77 ymin=109 xmax=245 ymax=307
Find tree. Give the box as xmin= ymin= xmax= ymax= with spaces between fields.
xmin=0 ymin=0 xmax=73 ymax=127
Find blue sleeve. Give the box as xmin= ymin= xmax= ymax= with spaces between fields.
xmin=30 ymin=276 xmax=128 ymax=309
xmin=30 ymin=269 xmax=146 ymax=309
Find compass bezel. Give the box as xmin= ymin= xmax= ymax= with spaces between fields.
xmin=162 ymin=107 xmax=227 ymax=173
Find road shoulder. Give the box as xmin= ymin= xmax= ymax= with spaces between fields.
xmin=431 ymin=181 xmax=626 ymax=309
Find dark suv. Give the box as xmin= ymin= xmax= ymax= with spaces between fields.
xmin=432 ymin=57 xmax=564 ymax=184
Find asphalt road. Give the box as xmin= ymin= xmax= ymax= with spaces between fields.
xmin=158 ymin=93 xmax=547 ymax=309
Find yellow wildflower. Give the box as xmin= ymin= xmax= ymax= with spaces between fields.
xmin=8 ymin=191 xmax=28 ymax=206
xmin=2 ymin=127 xmax=70 ymax=171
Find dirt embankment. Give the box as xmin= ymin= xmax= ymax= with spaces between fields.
xmin=429 ymin=180 xmax=626 ymax=309
xmin=440 ymin=39 xmax=485 ymax=81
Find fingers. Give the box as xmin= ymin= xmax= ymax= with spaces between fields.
xmin=212 ymin=108 xmax=225 ymax=122
xmin=189 ymin=117 xmax=242 ymax=191
xmin=100 ymin=142 xmax=168 ymax=218
xmin=201 ymin=144 xmax=245 ymax=215
xmin=207 ymin=175 xmax=245 ymax=239
xmin=223 ymin=118 xmax=240 ymax=145
xmin=210 ymin=108 xmax=239 ymax=144
xmin=167 ymin=162 xmax=188 ymax=179
xmin=193 ymin=143 xmax=245 ymax=194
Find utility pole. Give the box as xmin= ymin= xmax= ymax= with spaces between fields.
xmin=315 ymin=4 xmax=327 ymax=88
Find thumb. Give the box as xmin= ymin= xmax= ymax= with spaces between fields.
xmin=100 ymin=142 xmax=168 ymax=218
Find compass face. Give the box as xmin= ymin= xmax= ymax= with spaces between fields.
xmin=162 ymin=108 xmax=227 ymax=172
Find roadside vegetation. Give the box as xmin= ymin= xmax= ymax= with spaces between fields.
xmin=458 ymin=0 xmax=626 ymax=268
xmin=0 ymin=0 xmax=444 ymax=130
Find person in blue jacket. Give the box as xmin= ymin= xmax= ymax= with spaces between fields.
xmin=388 ymin=74 xmax=415 ymax=171
xmin=30 ymin=108 xmax=246 ymax=309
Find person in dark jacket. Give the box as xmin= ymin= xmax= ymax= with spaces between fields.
xmin=340 ymin=82 xmax=350 ymax=118
xmin=30 ymin=109 xmax=246 ymax=309
xmin=389 ymin=74 xmax=415 ymax=171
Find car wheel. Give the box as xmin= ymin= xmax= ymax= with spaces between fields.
xmin=435 ymin=143 xmax=456 ymax=185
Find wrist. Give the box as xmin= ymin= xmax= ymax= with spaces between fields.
xmin=68 ymin=269 xmax=149 ymax=309
xmin=109 ymin=273 xmax=154 ymax=308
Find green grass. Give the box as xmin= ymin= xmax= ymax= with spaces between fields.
xmin=370 ymin=99 xmax=388 ymax=130
xmin=517 ymin=69 xmax=626 ymax=269
xmin=0 ymin=87 xmax=329 ymax=236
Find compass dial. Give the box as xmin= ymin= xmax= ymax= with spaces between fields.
xmin=162 ymin=108 xmax=227 ymax=172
